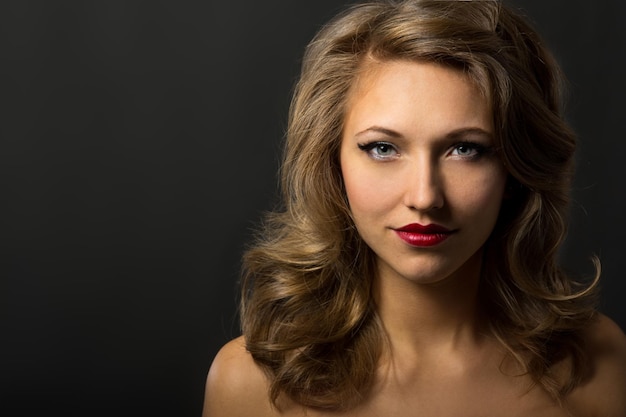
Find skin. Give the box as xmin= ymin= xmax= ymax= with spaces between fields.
xmin=203 ymin=60 xmax=626 ymax=417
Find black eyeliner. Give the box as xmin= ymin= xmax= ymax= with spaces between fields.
xmin=357 ymin=141 xmax=394 ymax=151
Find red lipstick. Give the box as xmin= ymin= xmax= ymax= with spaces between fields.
xmin=394 ymin=223 xmax=453 ymax=247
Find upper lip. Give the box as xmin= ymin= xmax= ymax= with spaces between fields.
xmin=395 ymin=223 xmax=452 ymax=233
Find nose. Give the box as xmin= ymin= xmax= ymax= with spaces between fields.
xmin=402 ymin=157 xmax=445 ymax=212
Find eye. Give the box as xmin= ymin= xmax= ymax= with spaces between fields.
xmin=358 ymin=141 xmax=399 ymax=161
xmin=449 ymin=142 xmax=489 ymax=160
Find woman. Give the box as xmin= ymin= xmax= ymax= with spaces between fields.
xmin=203 ymin=1 xmax=626 ymax=415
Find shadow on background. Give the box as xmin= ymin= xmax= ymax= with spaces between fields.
xmin=1 ymin=1 xmax=624 ymax=415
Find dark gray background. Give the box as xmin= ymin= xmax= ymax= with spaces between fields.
xmin=1 ymin=1 xmax=624 ymax=415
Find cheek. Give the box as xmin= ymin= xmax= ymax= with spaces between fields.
xmin=448 ymin=169 xmax=507 ymax=216
xmin=343 ymin=174 xmax=373 ymax=216
xmin=343 ymin=168 xmax=400 ymax=218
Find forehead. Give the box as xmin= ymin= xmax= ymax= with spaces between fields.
xmin=349 ymin=57 xmax=489 ymax=102
xmin=343 ymin=59 xmax=493 ymax=136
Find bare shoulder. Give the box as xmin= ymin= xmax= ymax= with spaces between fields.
xmin=202 ymin=336 xmax=276 ymax=417
xmin=566 ymin=313 xmax=626 ymax=416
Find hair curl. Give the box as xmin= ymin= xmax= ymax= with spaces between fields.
xmin=240 ymin=0 xmax=599 ymax=410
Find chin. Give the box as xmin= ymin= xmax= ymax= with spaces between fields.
xmin=376 ymin=248 xmax=484 ymax=287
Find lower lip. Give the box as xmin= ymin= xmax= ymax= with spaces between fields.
xmin=395 ymin=231 xmax=451 ymax=247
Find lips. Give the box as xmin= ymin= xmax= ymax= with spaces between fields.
xmin=394 ymin=223 xmax=453 ymax=247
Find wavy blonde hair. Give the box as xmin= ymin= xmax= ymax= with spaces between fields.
xmin=240 ymin=0 xmax=599 ymax=410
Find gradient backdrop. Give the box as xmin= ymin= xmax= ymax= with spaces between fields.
xmin=2 ymin=1 xmax=624 ymax=415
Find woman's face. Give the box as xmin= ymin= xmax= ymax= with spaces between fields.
xmin=340 ymin=60 xmax=507 ymax=286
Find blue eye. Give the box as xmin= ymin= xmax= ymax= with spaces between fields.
xmin=358 ymin=142 xmax=399 ymax=160
xmin=450 ymin=142 xmax=488 ymax=159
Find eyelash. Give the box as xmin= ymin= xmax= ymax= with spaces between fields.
xmin=449 ymin=142 xmax=492 ymax=160
xmin=357 ymin=141 xmax=398 ymax=160
xmin=357 ymin=141 xmax=493 ymax=161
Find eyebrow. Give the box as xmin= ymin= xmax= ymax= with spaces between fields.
xmin=354 ymin=126 xmax=402 ymax=138
xmin=354 ymin=126 xmax=494 ymax=141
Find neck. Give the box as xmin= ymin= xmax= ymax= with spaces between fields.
xmin=373 ymin=250 xmax=486 ymax=361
